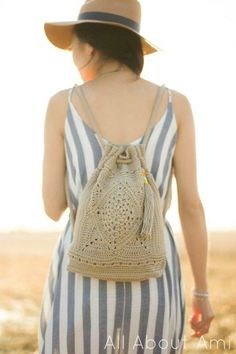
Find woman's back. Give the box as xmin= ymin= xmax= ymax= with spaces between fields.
xmin=68 ymin=77 xmax=170 ymax=146
xmin=66 ymin=79 xmax=177 ymax=210
xmin=38 ymin=78 xmax=186 ymax=353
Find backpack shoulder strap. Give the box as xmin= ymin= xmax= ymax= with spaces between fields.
xmin=71 ymin=83 xmax=165 ymax=151
xmin=73 ymin=84 xmax=106 ymax=149
xmin=142 ymin=84 xmax=166 ymax=149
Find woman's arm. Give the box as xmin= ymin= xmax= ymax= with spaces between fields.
xmin=172 ymin=91 xmax=208 ymax=292
xmin=42 ymin=90 xmax=69 ymax=221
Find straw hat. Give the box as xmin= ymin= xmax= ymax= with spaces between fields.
xmin=44 ymin=0 xmax=161 ymax=55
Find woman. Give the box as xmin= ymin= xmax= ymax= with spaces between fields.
xmin=39 ymin=0 xmax=215 ymax=353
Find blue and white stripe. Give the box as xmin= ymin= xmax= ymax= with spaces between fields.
xmin=38 ymin=86 xmax=186 ymax=354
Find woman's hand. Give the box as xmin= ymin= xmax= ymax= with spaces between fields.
xmin=188 ymin=296 xmax=215 ymax=337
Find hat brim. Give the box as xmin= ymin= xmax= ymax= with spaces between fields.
xmin=44 ymin=20 xmax=162 ymax=55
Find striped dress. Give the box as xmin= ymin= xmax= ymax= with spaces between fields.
xmin=38 ymin=84 xmax=186 ymax=354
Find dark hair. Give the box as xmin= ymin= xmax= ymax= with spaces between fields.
xmin=73 ymin=22 xmax=144 ymax=76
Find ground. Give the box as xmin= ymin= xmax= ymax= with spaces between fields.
xmin=0 ymin=229 xmax=235 ymax=354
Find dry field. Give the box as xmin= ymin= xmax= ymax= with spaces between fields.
xmin=0 ymin=229 xmax=235 ymax=354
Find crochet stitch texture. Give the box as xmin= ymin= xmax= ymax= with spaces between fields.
xmin=65 ymin=84 xmax=173 ymax=281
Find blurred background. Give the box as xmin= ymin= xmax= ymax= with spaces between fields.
xmin=0 ymin=0 xmax=235 ymax=353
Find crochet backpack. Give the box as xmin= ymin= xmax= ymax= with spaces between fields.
xmin=65 ymin=83 xmax=174 ymax=281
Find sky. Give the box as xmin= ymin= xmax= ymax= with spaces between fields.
xmin=0 ymin=0 xmax=235 ymax=233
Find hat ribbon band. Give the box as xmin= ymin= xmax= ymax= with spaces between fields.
xmin=77 ymin=11 xmax=140 ymax=32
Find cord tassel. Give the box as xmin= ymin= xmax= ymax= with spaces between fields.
xmin=140 ymin=174 xmax=154 ymax=240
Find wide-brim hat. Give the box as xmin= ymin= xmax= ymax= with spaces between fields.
xmin=44 ymin=0 xmax=162 ymax=55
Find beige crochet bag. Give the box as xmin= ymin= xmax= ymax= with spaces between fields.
xmin=65 ymin=83 xmax=174 ymax=281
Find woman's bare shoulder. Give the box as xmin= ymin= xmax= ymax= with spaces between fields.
xmin=169 ymin=87 xmax=193 ymax=129
xmin=45 ymin=88 xmax=71 ymax=136
xmin=48 ymin=88 xmax=70 ymax=106
xmin=143 ymin=79 xmax=193 ymax=128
